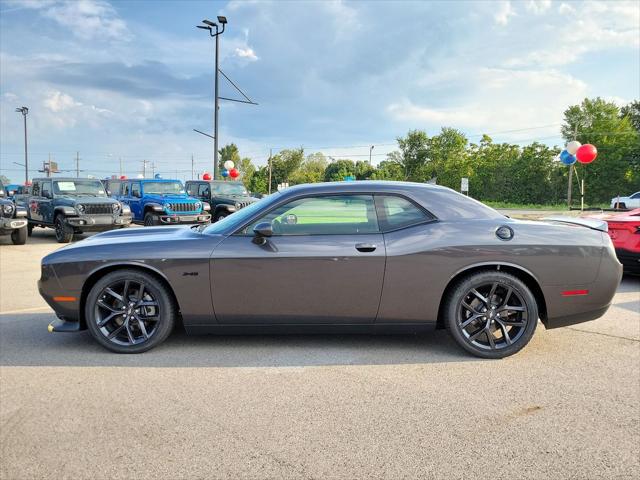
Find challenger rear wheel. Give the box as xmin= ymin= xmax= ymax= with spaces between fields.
xmin=85 ymin=270 xmax=176 ymax=353
xmin=444 ymin=271 xmax=538 ymax=359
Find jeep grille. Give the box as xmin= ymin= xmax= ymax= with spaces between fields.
xmin=168 ymin=202 xmax=197 ymax=213
xmin=236 ymin=201 xmax=252 ymax=209
xmin=80 ymin=203 xmax=113 ymax=215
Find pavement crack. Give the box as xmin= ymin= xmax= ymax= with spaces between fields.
xmin=566 ymin=327 xmax=639 ymax=343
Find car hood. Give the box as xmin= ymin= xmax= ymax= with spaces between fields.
xmin=58 ymin=195 xmax=117 ymax=204
xmin=143 ymin=193 xmax=196 ymax=202
xmin=215 ymin=195 xmax=257 ymax=204
xmin=586 ymin=208 xmax=640 ymax=223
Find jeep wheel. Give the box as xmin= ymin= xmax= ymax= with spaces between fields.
xmin=11 ymin=227 xmax=27 ymax=245
xmin=54 ymin=215 xmax=74 ymax=243
xmin=214 ymin=212 xmax=227 ymax=222
xmin=144 ymin=212 xmax=159 ymax=226
xmin=27 ymin=223 xmax=33 ymax=237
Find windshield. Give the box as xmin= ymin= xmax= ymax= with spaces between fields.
xmin=203 ymin=192 xmax=281 ymax=235
xmin=211 ymin=182 xmax=248 ymax=196
xmin=53 ymin=180 xmax=106 ymax=196
xmin=143 ymin=181 xmax=185 ymax=195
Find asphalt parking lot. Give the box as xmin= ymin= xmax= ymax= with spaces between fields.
xmin=1 ymin=228 xmax=639 ymax=480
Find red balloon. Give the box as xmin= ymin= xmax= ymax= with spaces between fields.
xmin=202 ymin=172 xmax=212 ymax=181
xmin=229 ymin=168 xmax=239 ymax=178
xmin=120 ymin=175 xmax=127 ymax=180
xmin=576 ymin=144 xmax=597 ymax=164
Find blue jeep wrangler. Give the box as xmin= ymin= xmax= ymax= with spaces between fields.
xmin=113 ymin=178 xmax=211 ymax=226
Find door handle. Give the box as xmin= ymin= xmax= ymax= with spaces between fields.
xmin=355 ymin=243 xmax=376 ymax=252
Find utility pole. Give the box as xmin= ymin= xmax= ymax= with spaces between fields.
xmin=151 ymin=162 xmax=155 ymax=178
xmin=15 ymin=107 xmax=29 ymax=184
xmin=567 ymin=125 xmax=577 ymax=209
xmin=268 ymin=148 xmax=273 ymax=194
xmin=76 ymin=151 xmax=80 ymax=178
xmin=191 ymin=154 xmax=194 ymax=180
xmin=369 ymin=145 xmax=374 ymax=164
xmin=142 ymin=160 xmax=149 ymax=178
xmin=119 ymin=157 xmax=123 ymax=177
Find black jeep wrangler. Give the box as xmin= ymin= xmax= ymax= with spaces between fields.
xmin=27 ymin=177 xmax=132 ymax=243
xmin=185 ymin=180 xmax=257 ymax=222
xmin=0 ymin=179 xmax=28 ymax=245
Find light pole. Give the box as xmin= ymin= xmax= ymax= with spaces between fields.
xmin=15 ymin=107 xmax=29 ymax=184
xmin=369 ymin=145 xmax=374 ymax=164
xmin=197 ymin=15 xmax=227 ymax=180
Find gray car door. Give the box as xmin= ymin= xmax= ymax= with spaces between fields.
xmin=210 ymin=194 xmax=386 ymax=324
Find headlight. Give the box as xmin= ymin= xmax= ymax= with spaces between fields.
xmin=163 ymin=203 xmax=171 ymax=211
xmin=194 ymin=202 xmax=201 ymax=211
xmin=203 ymin=203 xmax=211 ymax=211
xmin=121 ymin=204 xmax=131 ymax=214
xmin=111 ymin=203 xmax=120 ymax=214
xmin=76 ymin=204 xmax=85 ymax=214
xmin=235 ymin=202 xmax=241 ymax=209
xmin=2 ymin=204 xmax=14 ymax=215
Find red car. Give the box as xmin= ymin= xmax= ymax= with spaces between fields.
xmin=587 ymin=209 xmax=640 ymax=273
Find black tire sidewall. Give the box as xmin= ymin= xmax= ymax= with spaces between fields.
xmin=85 ymin=270 xmax=175 ymax=353
xmin=215 ymin=212 xmax=227 ymax=222
xmin=11 ymin=227 xmax=27 ymax=245
xmin=54 ymin=215 xmax=73 ymax=243
xmin=445 ymin=271 xmax=538 ymax=359
xmin=27 ymin=224 xmax=33 ymax=236
xmin=143 ymin=212 xmax=158 ymax=226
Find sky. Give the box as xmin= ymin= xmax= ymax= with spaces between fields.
xmin=1 ymin=0 xmax=639 ymax=183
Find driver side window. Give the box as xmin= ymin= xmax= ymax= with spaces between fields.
xmin=246 ymin=195 xmax=379 ymax=235
xmin=131 ymin=183 xmax=141 ymax=197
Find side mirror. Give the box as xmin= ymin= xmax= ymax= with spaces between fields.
xmin=43 ymin=191 xmax=52 ymax=199
xmin=252 ymin=222 xmax=273 ymax=244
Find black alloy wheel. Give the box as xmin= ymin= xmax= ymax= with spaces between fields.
xmin=445 ymin=271 xmax=538 ymax=359
xmin=85 ymin=270 xmax=175 ymax=353
xmin=54 ymin=215 xmax=73 ymax=243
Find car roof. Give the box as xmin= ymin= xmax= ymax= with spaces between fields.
xmin=32 ymin=177 xmax=102 ymax=182
xmin=280 ymin=180 xmax=448 ymax=195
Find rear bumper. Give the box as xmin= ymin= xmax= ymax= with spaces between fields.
xmin=542 ymin=244 xmax=623 ymax=329
xmin=615 ymin=248 xmax=640 ymax=273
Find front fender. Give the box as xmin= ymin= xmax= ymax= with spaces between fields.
xmin=54 ymin=205 xmax=77 ymax=216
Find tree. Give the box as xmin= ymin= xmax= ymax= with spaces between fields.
xmin=425 ymin=127 xmax=469 ymax=189
xmin=218 ymin=143 xmax=241 ymax=175
xmin=290 ymin=152 xmax=328 ymax=185
xmin=562 ymin=98 xmax=640 ymax=203
xmin=270 ymin=148 xmax=304 ymax=190
xmin=324 ymin=159 xmax=355 ymax=182
xmin=354 ymin=161 xmax=375 ymax=180
xmin=371 ymin=160 xmax=403 ymax=180
xmin=0 ymin=174 xmax=10 ymax=185
xmin=390 ymin=129 xmax=430 ymax=181
xmin=248 ymin=166 xmax=269 ymax=194
xmin=236 ymin=157 xmax=255 ymax=187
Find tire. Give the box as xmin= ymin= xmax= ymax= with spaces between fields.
xmin=54 ymin=215 xmax=74 ymax=243
xmin=214 ymin=211 xmax=227 ymax=222
xmin=27 ymin=223 xmax=33 ymax=237
xmin=444 ymin=271 xmax=538 ymax=359
xmin=85 ymin=269 xmax=176 ymax=353
xmin=144 ymin=212 xmax=159 ymax=226
xmin=11 ymin=227 xmax=27 ymax=245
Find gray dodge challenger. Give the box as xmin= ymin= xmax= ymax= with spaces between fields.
xmin=39 ymin=181 xmax=622 ymax=358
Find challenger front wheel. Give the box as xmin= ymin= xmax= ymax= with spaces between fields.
xmin=85 ymin=269 xmax=176 ymax=353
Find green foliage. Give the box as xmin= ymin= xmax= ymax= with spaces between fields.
xmin=562 ymin=98 xmax=640 ymax=203
xmin=324 ymin=159 xmax=356 ymax=181
xmin=218 ymin=143 xmax=241 ymax=175
xmin=248 ymin=166 xmax=269 ymax=194
xmin=290 ymin=152 xmax=328 ymax=185
xmin=236 ymin=157 xmax=255 ymax=188
xmin=270 ymin=148 xmax=305 ymax=190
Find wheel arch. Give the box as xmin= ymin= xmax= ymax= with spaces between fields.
xmin=79 ymin=262 xmax=181 ymax=328
xmin=436 ymin=263 xmax=548 ymax=329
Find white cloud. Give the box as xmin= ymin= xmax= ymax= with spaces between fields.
xmin=235 ymin=47 xmax=259 ymax=61
xmin=44 ymin=91 xmax=82 ymax=112
xmin=6 ymin=0 xmax=131 ymax=41
xmin=387 ymin=68 xmax=588 ymax=140
xmin=494 ymin=1 xmax=516 ymax=25
xmin=558 ymin=2 xmax=575 ymax=14
xmin=525 ymin=0 xmax=552 ymax=14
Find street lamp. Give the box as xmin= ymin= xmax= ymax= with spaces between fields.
xmin=15 ymin=107 xmax=29 ymax=184
xmin=197 ymin=16 xmax=227 ymax=179
xmin=369 ymin=145 xmax=374 ymax=164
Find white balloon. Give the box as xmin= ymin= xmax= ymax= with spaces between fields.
xmin=566 ymin=140 xmax=581 ymax=155
xmin=223 ymin=160 xmax=235 ymax=170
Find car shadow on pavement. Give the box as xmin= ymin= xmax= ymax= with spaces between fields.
xmin=0 ymin=313 xmax=476 ymax=368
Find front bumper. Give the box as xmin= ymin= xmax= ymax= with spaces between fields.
xmin=0 ymin=217 xmax=27 ymax=233
xmin=65 ymin=214 xmax=132 ymax=230
xmin=159 ymin=213 xmax=211 ymax=224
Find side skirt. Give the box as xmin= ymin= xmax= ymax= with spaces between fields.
xmin=185 ymin=322 xmax=437 ymax=336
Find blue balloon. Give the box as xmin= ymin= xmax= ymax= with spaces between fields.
xmin=560 ymin=149 xmax=576 ymax=165
xmin=154 ymin=173 xmax=162 ymax=179
xmin=221 ymin=169 xmax=229 ymax=177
